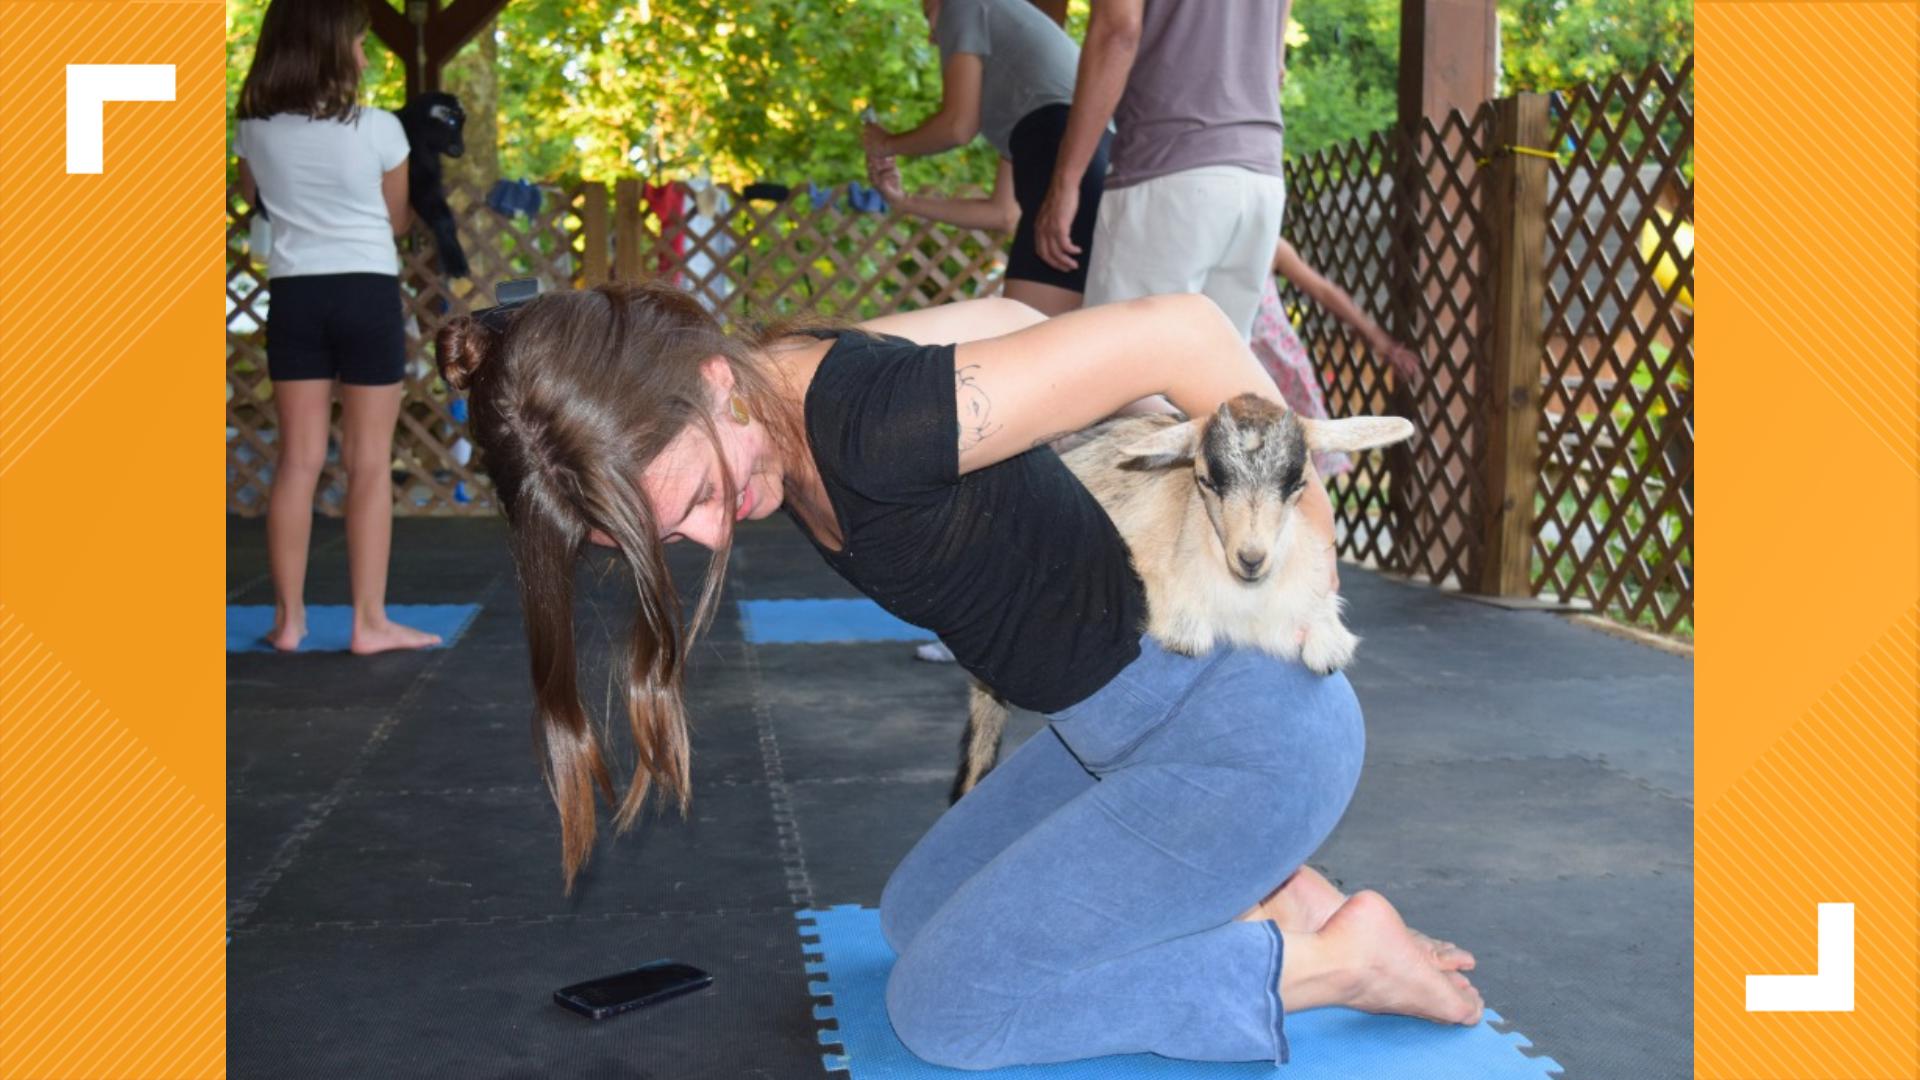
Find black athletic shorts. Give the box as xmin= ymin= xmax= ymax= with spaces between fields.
xmin=266 ymin=273 xmax=406 ymax=385
xmin=1006 ymin=103 xmax=1111 ymax=293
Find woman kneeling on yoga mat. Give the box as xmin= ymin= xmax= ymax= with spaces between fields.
xmin=437 ymin=283 xmax=1481 ymax=1069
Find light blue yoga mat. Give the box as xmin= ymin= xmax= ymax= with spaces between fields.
xmin=739 ymin=599 xmax=929 ymax=645
xmin=797 ymin=905 xmax=1562 ymax=1079
xmin=226 ymin=604 xmax=480 ymax=653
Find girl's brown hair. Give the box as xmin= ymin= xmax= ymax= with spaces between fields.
xmin=237 ymin=0 xmax=370 ymax=121
xmin=437 ymin=282 xmax=807 ymax=892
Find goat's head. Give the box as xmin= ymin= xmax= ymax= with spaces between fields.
xmin=1119 ymin=394 xmax=1415 ymax=583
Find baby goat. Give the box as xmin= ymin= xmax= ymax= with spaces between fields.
xmin=952 ymin=394 xmax=1414 ymax=800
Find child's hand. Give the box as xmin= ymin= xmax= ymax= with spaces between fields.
xmin=867 ymin=155 xmax=906 ymax=204
xmin=862 ymin=122 xmax=892 ymax=157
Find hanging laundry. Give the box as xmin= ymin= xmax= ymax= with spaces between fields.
xmin=683 ymin=177 xmax=738 ymax=313
xmin=846 ymin=182 xmax=889 ymax=214
xmin=643 ymin=181 xmax=688 ymax=277
xmin=806 ymin=181 xmax=833 ymax=210
xmin=485 ymin=178 xmax=543 ymax=218
xmin=742 ymin=181 xmax=791 ymax=203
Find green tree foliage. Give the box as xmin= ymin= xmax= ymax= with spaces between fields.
xmin=226 ymin=0 xmax=1689 ymax=184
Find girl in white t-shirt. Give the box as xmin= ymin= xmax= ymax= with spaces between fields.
xmin=236 ymin=0 xmax=439 ymax=653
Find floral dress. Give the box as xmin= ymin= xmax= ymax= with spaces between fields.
xmin=1249 ymin=276 xmax=1352 ymax=478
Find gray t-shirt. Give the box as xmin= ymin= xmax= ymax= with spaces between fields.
xmin=1107 ymin=0 xmax=1287 ymax=189
xmin=934 ymin=0 xmax=1080 ymax=158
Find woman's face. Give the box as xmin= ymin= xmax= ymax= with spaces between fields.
xmin=590 ymin=359 xmax=782 ymax=552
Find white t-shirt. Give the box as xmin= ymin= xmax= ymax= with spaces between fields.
xmin=235 ymin=108 xmax=410 ymax=279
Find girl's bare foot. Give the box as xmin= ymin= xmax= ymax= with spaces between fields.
xmin=266 ymin=610 xmax=307 ymax=652
xmin=349 ymin=618 xmax=442 ymax=655
xmin=1283 ymin=890 xmax=1483 ymax=1025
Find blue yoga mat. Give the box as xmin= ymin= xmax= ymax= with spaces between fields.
xmin=797 ymin=906 xmax=1562 ymax=1079
xmin=226 ymin=604 xmax=480 ymax=653
xmin=739 ymin=599 xmax=929 ymax=645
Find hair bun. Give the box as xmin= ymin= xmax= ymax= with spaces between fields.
xmin=436 ymin=316 xmax=497 ymax=392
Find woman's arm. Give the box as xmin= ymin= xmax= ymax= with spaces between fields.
xmin=856 ymin=295 xmax=1048 ymax=347
xmin=1272 ymin=238 xmax=1421 ymax=381
xmin=945 ymin=293 xmax=1279 ymax=468
xmin=866 ymin=53 xmax=985 ymax=158
xmin=1034 ymin=0 xmax=1142 ymax=271
xmin=867 ymin=155 xmax=1019 ymax=233
xmin=947 ymin=294 xmax=1338 ymax=568
xmin=381 ymin=160 xmax=410 ymax=236
xmin=238 ymin=157 xmax=258 ymax=206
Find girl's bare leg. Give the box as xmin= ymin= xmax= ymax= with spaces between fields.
xmin=1002 ymin=277 xmax=1083 ymax=318
xmin=338 ymin=381 xmax=440 ymax=654
xmin=265 ymin=380 xmax=334 ymax=651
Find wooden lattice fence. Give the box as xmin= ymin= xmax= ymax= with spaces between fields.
xmin=1283 ymin=57 xmax=1692 ymax=634
xmin=226 ymin=178 xmax=1005 ymax=517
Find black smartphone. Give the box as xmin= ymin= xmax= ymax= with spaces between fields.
xmin=552 ymin=960 xmax=713 ymax=1021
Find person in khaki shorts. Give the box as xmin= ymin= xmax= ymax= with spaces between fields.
xmin=1034 ymin=0 xmax=1291 ymax=339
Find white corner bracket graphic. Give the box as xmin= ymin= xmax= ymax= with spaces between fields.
xmin=1745 ymin=902 xmax=1855 ymax=1012
xmin=67 ymin=64 xmax=175 ymax=174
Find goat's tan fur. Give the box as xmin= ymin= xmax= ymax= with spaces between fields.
xmin=952 ymin=396 xmax=1414 ymax=799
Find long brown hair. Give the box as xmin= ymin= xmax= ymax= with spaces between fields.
xmin=237 ymin=0 xmax=369 ymax=121
xmin=437 ymin=282 xmax=807 ymax=892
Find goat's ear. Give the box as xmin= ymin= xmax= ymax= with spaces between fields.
xmin=1117 ymin=420 xmax=1197 ymax=471
xmin=1300 ymin=416 xmax=1416 ymax=452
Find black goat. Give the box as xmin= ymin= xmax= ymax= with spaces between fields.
xmin=394 ymin=92 xmax=470 ymax=279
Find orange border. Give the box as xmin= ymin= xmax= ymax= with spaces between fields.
xmin=0 ymin=2 xmax=1917 ymax=1077
xmin=1696 ymin=3 xmax=1919 ymax=1077
xmin=0 ymin=2 xmax=227 ymax=1077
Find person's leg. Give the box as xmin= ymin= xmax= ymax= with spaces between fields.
xmin=1080 ymin=172 xmax=1223 ymax=310
xmin=335 ymin=275 xmax=440 ymax=654
xmin=1199 ymin=170 xmax=1289 ymax=338
xmin=1000 ymin=278 xmax=1081 ymax=316
xmin=336 ymin=381 xmax=441 ymax=653
xmin=262 ymin=275 xmax=340 ymax=652
xmin=264 ymin=379 xmax=334 ymax=651
xmin=886 ymin=645 xmax=1476 ymax=1069
xmin=879 ymin=722 xmax=1095 ymax=954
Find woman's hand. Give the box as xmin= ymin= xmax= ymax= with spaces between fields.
xmin=862 ymin=121 xmax=893 ymax=158
xmin=867 ymin=154 xmax=906 ymax=204
xmin=1034 ymin=182 xmax=1082 ymax=272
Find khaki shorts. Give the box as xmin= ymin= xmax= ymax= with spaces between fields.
xmin=1082 ymin=165 xmax=1287 ymax=339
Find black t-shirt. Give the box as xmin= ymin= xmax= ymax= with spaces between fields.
xmin=795 ymin=329 xmax=1146 ymax=713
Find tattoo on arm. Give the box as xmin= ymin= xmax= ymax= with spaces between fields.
xmin=955 ymin=364 xmax=1003 ymax=452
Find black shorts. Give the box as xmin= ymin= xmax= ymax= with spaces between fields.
xmin=1006 ymin=103 xmax=1111 ymax=293
xmin=266 ymin=273 xmax=406 ymax=385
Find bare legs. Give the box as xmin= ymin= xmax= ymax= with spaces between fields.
xmin=265 ymin=380 xmax=333 ymax=651
xmin=263 ymin=379 xmax=440 ymax=654
xmin=1002 ymin=277 xmax=1083 ymax=318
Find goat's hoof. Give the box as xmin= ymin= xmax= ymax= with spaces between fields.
xmin=1301 ymin=631 xmax=1358 ymax=675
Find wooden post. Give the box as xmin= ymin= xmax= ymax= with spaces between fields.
xmin=613 ymin=178 xmax=644 ymax=282
xmin=1387 ymin=0 xmax=1498 ymax=583
xmin=1472 ymin=92 xmax=1551 ymax=597
xmin=580 ymin=183 xmax=610 ymax=286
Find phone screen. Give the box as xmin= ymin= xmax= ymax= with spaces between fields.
xmin=555 ymin=961 xmax=712 ymax=1019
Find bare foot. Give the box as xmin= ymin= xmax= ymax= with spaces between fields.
xmin=266 ymin=611 xmax=307 ymax=653
xmin=1240 ymin=864 xmax=1347 ymax=932
xmin=350 ymin=619 xmax=443 ymax=655
xmin=1302 ymin=890 xmax=1484 ymax=1025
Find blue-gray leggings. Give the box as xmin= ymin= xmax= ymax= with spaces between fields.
xmin=880 ymin=640 xmax=1366 ymax=1070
